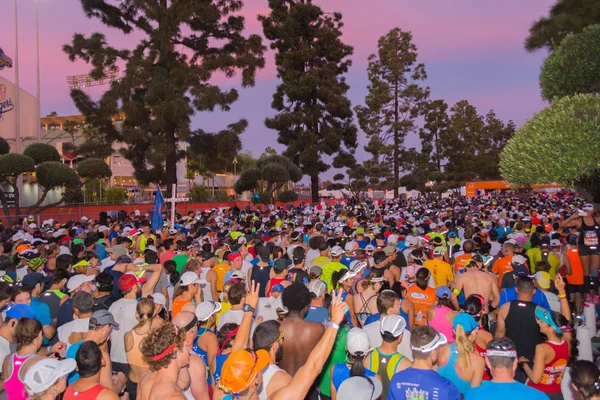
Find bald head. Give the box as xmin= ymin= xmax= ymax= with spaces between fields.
xmin=173 ymin=311 xmax=195 ymax=328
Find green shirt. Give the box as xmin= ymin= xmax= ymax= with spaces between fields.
xmin=173 ymin=254 xmax=190 ymax=274
xmin=321 ymin=261 xmax=347 ymax=293
xmin=318 ymin=327 xmax=348 ymax=396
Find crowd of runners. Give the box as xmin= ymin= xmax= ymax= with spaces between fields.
xmin=0 ymin=191 xmax=600 ymax=399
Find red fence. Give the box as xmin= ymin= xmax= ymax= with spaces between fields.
xmin=2 ymin=199 xmax=341 ymax=225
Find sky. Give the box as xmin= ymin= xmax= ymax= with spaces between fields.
xmin=0 ymin=0 xmax=554 ymax=179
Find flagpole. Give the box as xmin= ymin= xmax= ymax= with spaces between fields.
xmin=35 ymin=0 xmax=41 ymax=140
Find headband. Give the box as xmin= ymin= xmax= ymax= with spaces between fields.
xmin=151 ymin=343 xmax=178 ymax=361
xmin=182 ymin=316 xmax=198 ymax=333
xmin=486 ymin=350 xmax=517 ymax=358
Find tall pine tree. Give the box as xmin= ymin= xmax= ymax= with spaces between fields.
xmin=355 ymin=28 xmax=429 ymax=198
xmin=64 ymin=0 xmax=265 ymax=195
xmin=259 ymin=0 xmax=358 ymax=202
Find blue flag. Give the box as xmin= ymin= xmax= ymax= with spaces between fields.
xmin=151 ymin=187 xmax=165 ymax=231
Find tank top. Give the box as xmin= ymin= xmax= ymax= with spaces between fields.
xmin=505 ymin=300 xmax=543 ymax=361
xmin=368 ymin=349 xmax=404 ymax=397
xmin=331 ymin=363 xmax=376 ymax=391
xmin=127 ymin=329 xmax=150 ymax=368
xmin=250 ymin=264 xmax=271 ymax=298
xmin=192 ymin=328 xmax=213 ymax=385
xmin=199 ymin=268 xmax=213 ymax=302
xmin=213 ymin=353 xmax=229 ymax=384
xmin=566 ymin=247 xmax=584 ymax=285
xmin=266 ymin=278 xmax=285 ymax=297
xmin=427 ymin=307 xmax=455 ymax=342
xmin=172 ymin=296 xmax=191 ymax=318
xmin=437 ymin=343 xmax=472 ymax=394
xmin=258 ymin=364 xmax=284 ymax=400
xmin=579 ymin=217 xmax=600 ymax=249
xmin=474 ymin=342 xmax=492 ymax=380
xmin=139 ymin=234 xmax=155 ymax=252
xmin=5 ymin=353 xmax=34 ymax=400
xmin=526 ymin=340 xmax=569 ymax=394
xmin=406 ymin=285 xmax=436 ymax=326
xmin=63 ymin=384 xmax=105 ymax=400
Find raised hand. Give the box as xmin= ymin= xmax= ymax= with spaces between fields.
xmin=330 ymin=289 xmax=347 ymax=325
xmin=246 ymin=281 xmax=260 ymax=309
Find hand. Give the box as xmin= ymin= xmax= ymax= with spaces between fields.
xmin=246 ymin=280 xmax=260 ymax=309
xmin=255 ymin=316 xmax=263 ymax=325
xmin=330 ymin=289 xmax=347 ymax=325
xmin=555 ymin=274 xmax=566 ymax=295
xmin=50 ymin=342 xmax=66 ymax=354
xmin=518 ymin=356 xmax=530 ymax=364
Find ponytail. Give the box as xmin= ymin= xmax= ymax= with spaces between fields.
xmin=349 ymin=352 xmax=366 ymax=377
xmin=454 ymin=324 xmax=476 ymax=373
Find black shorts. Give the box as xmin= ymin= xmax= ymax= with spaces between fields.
xmin=578 ymin=245 xmax=600 ymax=256
xmin=567 ymin=282 xmax=585 ymax=295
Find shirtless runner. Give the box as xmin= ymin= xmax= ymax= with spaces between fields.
xmin=451 ymin=260 xmax=499 ymax=312
xmin=137 ymin=322 xmax=190 ymax=400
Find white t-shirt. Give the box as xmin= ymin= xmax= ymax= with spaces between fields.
xmin=241 ymin=261 xmax=253 ymax=277
xmin=489 ymin=241 xmax=502 ymax=257
xmin=109 ymin=298 xmax=138 ymax=363
xmin=255 ymin=297 xmax=280 ymax=323
xmin=544 ymin=291 xmax=561 ymax=313
xmin=216 ymin=309 xmax=244 ymax=332
xmin=363 ymin=320 xmax=413 ymax=361
xmin=58 ymin=317 xmax=90 ymax=348
xmin=305 ymin=249 xmax=321 ymax=268
xmin=0 ymin=335 xmax=15 ymax=373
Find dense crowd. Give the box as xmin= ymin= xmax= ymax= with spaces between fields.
xmin=0 ymin=192 xmax=599 ymax=400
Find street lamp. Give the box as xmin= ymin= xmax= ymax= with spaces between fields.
xmin=233 ymin=157 xmax=238 ymax=176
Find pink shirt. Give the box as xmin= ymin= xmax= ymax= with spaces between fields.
xmin=159 ymin=250 xmax=177 ymax=266
xmin=428 ymin=306 xmax=455 ymax=342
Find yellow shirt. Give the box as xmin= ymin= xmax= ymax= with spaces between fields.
xmin=423 ymin=259 xmax=454 ymax=288
xmin=215 ymin=301 xmax=232 ymax=327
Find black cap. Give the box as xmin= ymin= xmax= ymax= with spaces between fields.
xmin=257 ymin=245 xmax=271 ymax=262
xmin=373 ymin=251 xmax=387 ymax=265
xmin=292 ymin=246 xmax=306 ymax=264
xmin=273 ymin=258 xmax=291 ymax=272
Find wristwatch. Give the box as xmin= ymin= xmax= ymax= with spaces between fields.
xmin=243 ymin=304 xmax=255 ymax=313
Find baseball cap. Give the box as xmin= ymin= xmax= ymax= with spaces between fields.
xmin=292 ymin=246 xmax=306 ymax=263
xmin=273 ymin=258 xmax=291 ymax=272
xmin=231 ymin=271 xmax=246 ymax=280
xmin=380 ymin=315 xmax=407 ymax=338
xmin=534 ymin=271 xmax=551 ymax=289
xmin=28 ymin=223 xmax=37 ymax=229
xmin=453 ymin=313 xmax=479 ymax=332
xmin=373 ymin=251 xmax=387 ymax=265
xmin=107 ymin=245 xmax=128 ymax=258
xmin=118 ymin=272 xmax=147 ymax=292
xmin=257 ymin=246 xmax=271 ymax=262
xmin=22 ymin=272 xmax=45 ymax=289
xmin=540 ymin=236 xmax=551 ymax=246
xmin=344 ymin=242 xmax=355 ymax=252
xmin=219 ymin=349 xmax=270 ymax=393
xmin=550 ymin=239 xmax=562 ymax=247
xmin=511 ymin=255 xmax=527 ymax=265
xmin=355 ymin=227 xmax=365 ymax=234
xmin=330 ymin=246 xmax=344 ymax=257
xmin=347 ymin=328 xmax=371 ymax=356
xmin=512 ymin=263 xmax=530 ymax=278
xmin=309 ymin=265 xmax=322 ymax=277
xmin=23 ymin=358 xmax=76 ymax=396
xmin=349 ymin=260 xmax=367 ymax=274
xmin=5 ymin=304 xmax=36 ymax=320
xmin=151 ymin=293 xmax=167 ymax=307
xmin=195 ymin=301 xmax=222 ymax=321
xmin=337 ymin=376 xmax=382 ymax=400
xmin=387 ymin=234 xmax=399 ymax=244
xmin=436 ymin=286 xmax=451 ymax=299
xmin=270 ymin=284 xmax=284 ymax=294
xmin=67 ymin=274 xmax=95 ymax=292
xmin=448 ymin=232 xmax=457 ymax=238
xmin=179 ymin=271 xmax=204 ymax=286
xmin=89 ymin=309 xmax=120 ymax=329
xmin=307 ymin=280 xmax=327 ymax=297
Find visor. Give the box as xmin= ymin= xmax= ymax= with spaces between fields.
xmin=535 ymin=307 xmax=563 ymax=334
xmin=411 ymin=332 xmax=448 ymax=353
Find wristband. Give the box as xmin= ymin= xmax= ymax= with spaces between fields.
xmin=328 ymin=322 xmax=340 ymax=331
xmin=452 ymin=288 xmax=461 ymax=295
xmin=558 ymin=293 xmax=567 ymax=299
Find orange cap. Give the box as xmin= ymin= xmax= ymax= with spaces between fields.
xmin=219 ymin=349 xmax=269 ymax=394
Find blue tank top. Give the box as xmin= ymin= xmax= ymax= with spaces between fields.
xmin=331 ymin=363 xmax=376 ymax=391
xmin=192 ymin=328 xmax=212 ymax=384
xmin=213 ymin=354 xmax=229 ymax=384
xmin=437 ymin=343 xmax=472 ymax=394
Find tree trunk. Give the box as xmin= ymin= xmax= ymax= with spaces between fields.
xmin=393 ymin=83 xmax=400 ymax=198
xmin=165 ymin=130 xmax=177 ymax=198
xmin=311 ymin=173 xmax=319 ymax=203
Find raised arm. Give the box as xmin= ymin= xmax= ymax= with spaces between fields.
xmin=554 ymin=275 xmax=571 ymax=322
xmin=231 ymin=281 xmax=260 ymax=353
xmin=269 ymin=290 xmax=346 ymax=400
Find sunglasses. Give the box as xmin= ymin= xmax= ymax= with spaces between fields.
xmin=268 ymin=331 xmax=285 ymax=350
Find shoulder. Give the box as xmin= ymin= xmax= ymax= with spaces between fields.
xmin=98 ymin=388 xmax=120 ymax=400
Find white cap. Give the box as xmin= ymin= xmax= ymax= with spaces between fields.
xmin=550 ymin=239 xmax=562 ymax=247
xmin=179 ymin=271 xmax=205 ymax=286
xmin=98 ymin=225 xmax=110 ymax=232
xmin=58 ymin=246 xmax=71 ymax=256
xmin=28 ymin=223 xmax=37 ymax=229
xmin=330 ymin=246 xmax=344 ymax=257
xmin=307 ymin=279 xmax=327 ymax=297
xmin=152 ymin=293 xmax=167 ymax=306
xmin=195 ymin=301 xmax=222 ymax=321
xmin=23 ymin=358 xmax=76 ymax=396
xmin=80 ymin=216 xmax=89 ymax=221
xmin=337 ymin=376 xmax=382 ymax=400
xmin=67 ymin=274 xmax=95 ymax=292
xmin=12 ymin=232 xmax=24 ymax=241
xmin=512 ymin=255 xmax=528 ymax=265
xmin=344 ymin=242 xmax=355 ymax=252
xmin=349 ymin=260 xmax=367 ymax=274
xmin=380 ymin=315 xmax=407 ymax=337
xmin=387 ymin=234 xmax=399 ymax=244
xmin=346 ymin=328 xmax=371 ymax=356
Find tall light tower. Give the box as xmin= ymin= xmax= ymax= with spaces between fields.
xmin=66 ymin=68 xmax=120 ymax=91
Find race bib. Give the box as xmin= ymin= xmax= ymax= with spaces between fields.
xmin=584 ymin=230 xmax=598 ymax=248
